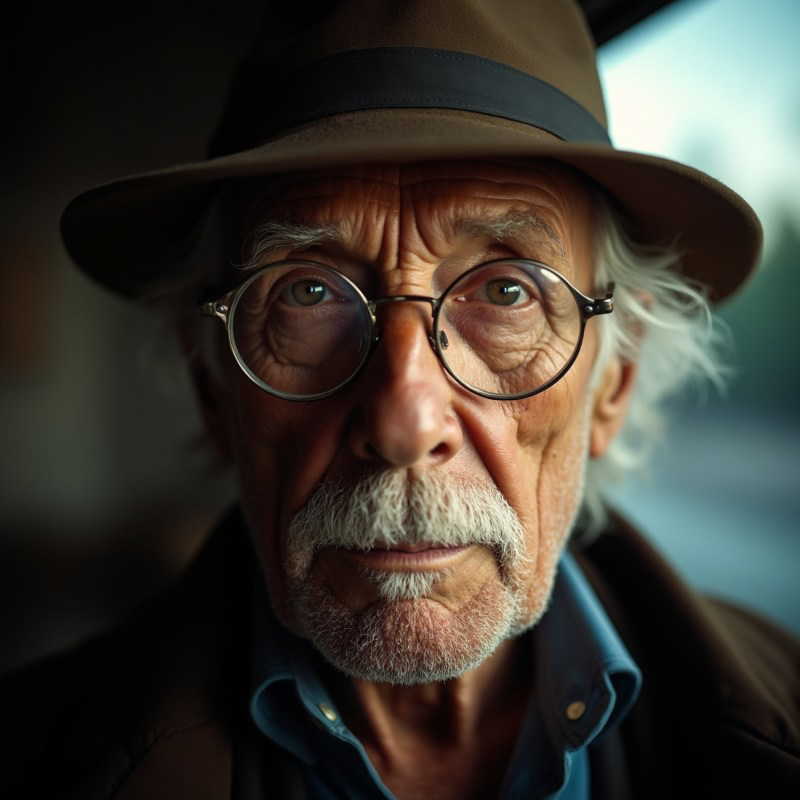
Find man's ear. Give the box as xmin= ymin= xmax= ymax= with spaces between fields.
xmin=180 ymin=329 xmax=234 ymax=462
xmin=189 ymin=357 xmax=234 ymax=461
xmin=589 ymin=356 xmax=637 ymax=458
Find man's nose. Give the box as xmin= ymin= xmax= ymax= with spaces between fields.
xmin=348 ymin=304 xmax=463 ymax=468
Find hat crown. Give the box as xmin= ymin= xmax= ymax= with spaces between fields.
xmin=211 ymin=0 xmax=606 ymax=157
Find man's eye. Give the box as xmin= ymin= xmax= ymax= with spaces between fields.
xmin=285 ymin=280 xmax=329 ymax=306
xmin=483 ymin=278 xmax=528 ymax=306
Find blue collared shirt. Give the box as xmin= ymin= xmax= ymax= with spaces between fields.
xmin=249 ymin=553 xmax=641 ymax=799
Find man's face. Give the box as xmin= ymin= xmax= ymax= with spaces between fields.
xmin=209 ymin=160 xmax=618 ymax=683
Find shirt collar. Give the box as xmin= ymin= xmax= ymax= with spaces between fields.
xmin=249 ymin=552 xmax=641 ymax=799
xmin=249 ymin=574 xmax=342 ymax=765
xmin=499 ymin=552 xmax=641 ymax=799
xmin=534 ymin=551 xmax=641 ymax=748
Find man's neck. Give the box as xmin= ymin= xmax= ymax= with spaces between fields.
xmin=326 ymin=636 xmax=532 ymax=800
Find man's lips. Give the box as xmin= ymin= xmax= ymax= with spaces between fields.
xmin=337 ymin=543 xmax=471 ymax=568
xmin=370 ymin=542 xmax=447 ymax=553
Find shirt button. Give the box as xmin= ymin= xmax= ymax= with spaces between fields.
xmin=318 ymin=702 xmax=338 ymax=722
xmin=566 ymin=700 xmax=587 ymax=721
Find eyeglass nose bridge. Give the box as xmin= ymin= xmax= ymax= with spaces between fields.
xmin=367 ymin=294 xmax=450 ymax=354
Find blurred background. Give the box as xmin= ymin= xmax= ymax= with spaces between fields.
xmin=1 ymin=0 xmax=798 ymax=676
xmin=597 ymin=0 xmax=800 ymax=637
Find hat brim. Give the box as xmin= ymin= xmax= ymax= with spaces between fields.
xmin=61 ymin=108 xmax=762 ymax=302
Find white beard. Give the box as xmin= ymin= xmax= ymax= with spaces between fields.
xmin=283 ymin=470 xmax=538 ymax=685
xmin=362 ymin=567 xmax=445 ymax=602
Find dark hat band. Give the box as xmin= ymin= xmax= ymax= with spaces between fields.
xmin=211 ymin=47 xmax=611 ymax=157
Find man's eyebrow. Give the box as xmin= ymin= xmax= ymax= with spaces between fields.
xmin=458 ymin=211 xmax=566 ymax=259
xmin=238 ymin=218 xmax=343 ymax=270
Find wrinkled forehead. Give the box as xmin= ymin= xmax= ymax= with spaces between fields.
xmin=219 ymin=159 xmax=598 ymax=282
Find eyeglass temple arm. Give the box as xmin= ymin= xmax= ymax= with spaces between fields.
xmin=197 ymin=291 xmax=231 ymax=323
xmin=582 ymin=283 xmax=614 ymax=319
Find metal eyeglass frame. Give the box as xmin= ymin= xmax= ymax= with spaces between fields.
xmin=197 ymin=258 xmax=614 ymax=402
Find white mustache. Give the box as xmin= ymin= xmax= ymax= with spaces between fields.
xmin=285 ymin=470 xmax=527 ymax=579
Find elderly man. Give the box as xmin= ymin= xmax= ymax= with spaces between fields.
xmin=2 ymin=1 xmax=798 ymax=798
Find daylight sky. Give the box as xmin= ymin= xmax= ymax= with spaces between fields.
xmin=597 ymin=0 xmax=800 ymax=254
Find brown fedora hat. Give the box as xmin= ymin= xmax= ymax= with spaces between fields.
xmin=60 ymin=0 xmax=761 ymax=301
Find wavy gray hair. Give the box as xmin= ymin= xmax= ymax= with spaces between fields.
xmin=583 ymin=190 xmax=729 ymax=533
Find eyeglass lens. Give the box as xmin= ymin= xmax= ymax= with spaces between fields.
xmin=436 ymin=261 xmax=582 ymax=397
xmin=230 ymin=261 xmax=583 ymax=399
xmin=231 ymin=263 xmax=372 ymax=398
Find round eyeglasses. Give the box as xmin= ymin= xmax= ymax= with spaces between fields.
xmin=198 ymin=259 xmax=614 ymax=401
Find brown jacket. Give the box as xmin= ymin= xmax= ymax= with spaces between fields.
xmin=2 ymin=509 xmax=798 ymax=799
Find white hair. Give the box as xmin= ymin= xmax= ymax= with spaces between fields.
xmin=582 ymin=190 xmax=730 ymax=534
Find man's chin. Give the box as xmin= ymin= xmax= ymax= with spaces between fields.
xmin=290 ymin=572 xmax=531 ymax=685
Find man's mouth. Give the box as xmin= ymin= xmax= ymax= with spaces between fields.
xmin=341 ymin=542 xmax=471 ymax=569
xmin=372 ymin=542 xmax=449 ymax=553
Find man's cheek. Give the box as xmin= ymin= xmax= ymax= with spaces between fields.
xmin=233 ymin=385 xmax=296 ymax=444
xmin=513 ymin=379 xmax=580 ymax=444
xmin=230 ymin=391 xmax=315 ymax=491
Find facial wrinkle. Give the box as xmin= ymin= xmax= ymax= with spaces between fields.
xmin=530 ymin=393 xmax=591 ymax=618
